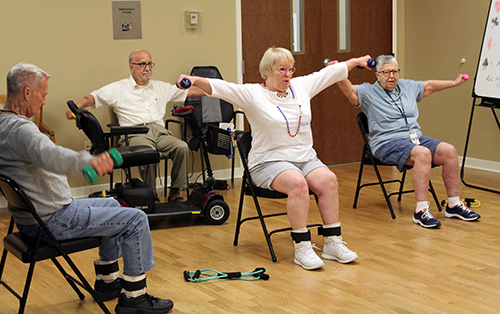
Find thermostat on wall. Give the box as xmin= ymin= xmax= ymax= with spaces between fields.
xmin=185 ymin=10 xmax=201 ymax=30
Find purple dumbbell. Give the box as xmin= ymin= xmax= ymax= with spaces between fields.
xmin=180 ymin=77 xmax=191 ymax=89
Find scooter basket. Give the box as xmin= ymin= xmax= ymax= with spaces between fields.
xmin=206 ymin=124 xmax=232 ymax=155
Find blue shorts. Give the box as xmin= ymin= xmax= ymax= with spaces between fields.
xmin=250 ymin=158 xmax=326 ymax=190
xmin=373 ymin=136 xmax=441 ymax=172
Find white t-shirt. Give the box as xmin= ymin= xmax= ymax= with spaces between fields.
xmin=209 ymin=62 xmax=349 ymax=169
xmin=91 ymin=76 xmax=188 ymax=126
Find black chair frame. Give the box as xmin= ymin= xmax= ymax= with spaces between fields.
xmin=233 ymin=132 xmax=321 ymax=262
xmin=354 ymin=112 xmax=442 ymax=219
xmin=0 ymin=174 xmax=110 ymax=314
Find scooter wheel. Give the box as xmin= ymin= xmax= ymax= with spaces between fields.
xmin=205 ymin=199 xmax=230 ymax=225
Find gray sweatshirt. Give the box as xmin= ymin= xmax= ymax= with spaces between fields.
xmin=0 ymin=114 xmax=92 ymax=225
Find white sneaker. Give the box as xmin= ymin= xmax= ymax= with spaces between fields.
xmin=322 ymin=237 xmax=358 ymax=263
xmin=294 ymin=242 xmax=324 ymax=270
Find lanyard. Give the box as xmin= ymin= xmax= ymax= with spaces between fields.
xmin=384 ymin=85 xmax=411 ymax=131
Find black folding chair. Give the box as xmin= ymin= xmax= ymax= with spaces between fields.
xmin=0 ymin=174 xmax=111 ymax=314
xmin=233 ymin=132 xmax=321 ymax=262
xmin=353 ymin=112 xmax=442 ymax=219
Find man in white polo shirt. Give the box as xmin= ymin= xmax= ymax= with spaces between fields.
xmin=67 ymin=49 xmax=204 ymax=202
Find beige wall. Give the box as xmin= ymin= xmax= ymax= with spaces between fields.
xmin=398 ymin=0 xmax=500 ymax=167
xmin=0 ymin=0 xmax=238 ymax=188
xmin=1 ymin=0 xmax=498 ymax=190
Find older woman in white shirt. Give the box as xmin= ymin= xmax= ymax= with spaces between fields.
xmin=178 ymin=47 xmax=372 ymax=270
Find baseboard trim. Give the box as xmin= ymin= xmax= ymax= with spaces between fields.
xmin=0 ymin=167 xmax=244 ymax=208
xmin=2 ymin=158 xmax=499 ymax=208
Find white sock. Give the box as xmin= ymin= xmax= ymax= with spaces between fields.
xmin=323 ymin=222 xmax=340 ymax=229
xmin=448 ymin=196 xmax=460 ymax=207
xmin=415 ymin=201 xmax=429 ymax=212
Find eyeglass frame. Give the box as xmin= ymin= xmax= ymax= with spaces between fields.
xmin=377 ymin=69 xmax=400 ymax=77
xmin=275 ymin=66 xmax=296 ymax=75
xmin=131 ymin=62 xmax=155 ymax=69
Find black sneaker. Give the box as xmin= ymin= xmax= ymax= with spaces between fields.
xmin=413 ymin=209 xmax=441 ymax=228
xmin=115 ymin=293 xmax=174 ymax=314
xmin=93 ymin=278 xmax=122 ymax=301
xmin=445 ymin=201 xmax=481 ymax=221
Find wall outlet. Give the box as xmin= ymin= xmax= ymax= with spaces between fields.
xmin=84 ymin=141 xmax=92 ymax=153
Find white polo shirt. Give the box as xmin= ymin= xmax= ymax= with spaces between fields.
xmin=91 ymin=76 xmax=188 ymax=126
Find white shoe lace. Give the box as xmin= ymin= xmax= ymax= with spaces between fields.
xmin=421 ymin=209 xmax=436 ymax=220
xmin=296 ymin=243 xmax=322 ymax=265
xmin=332 ymin=239 xmax=354 ymax=257
xmin=456 ymin=201 xmax=472 ymax=213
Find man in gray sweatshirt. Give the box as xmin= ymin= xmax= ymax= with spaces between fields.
xmin=0 ymin=62 xmax=173 ymax=314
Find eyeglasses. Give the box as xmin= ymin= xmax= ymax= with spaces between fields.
xmin=377 ymin=69 xmax=400 ymax=77
xmin=275 ymin=67 xmax=296 ymax=75
xmin=131 ymin=62 xmax=155 ymax=69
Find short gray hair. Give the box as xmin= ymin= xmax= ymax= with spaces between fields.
xmin=375 ymin=55 xmax=398 ymax=72
xmin=7 ymin=62 xmax=50 ymax=96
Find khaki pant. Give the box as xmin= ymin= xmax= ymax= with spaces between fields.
xmin=124 ymin=123 xmax=188 ymax=192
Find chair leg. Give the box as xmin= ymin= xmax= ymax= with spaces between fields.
xmin=248 ymin=187 xmax=278 ymax=262
xmin=59 ymin=254 xmax=111 ymax=314
xmin=233 ymin=178 xmax=247 ymax=246
xmin=0 ymin=219 xmax=14 ymax=281
xmin=372 ymin=164 xmax=397 ymax=219
xmin=50 ymin=257 xmax=86 ymax=300
xmin=0 ymin=248 xmax=7 ymax=282
xmin=164 ymin=159 xmax=168 ymax=198
xmin=231 ymin=155 xmax=235 ymax=184
xmin=397 ymin=171 xmax=407 ymax=202
xmin=353 ymin=160 xmax=365 ymax=209
xmin=17 ymin=260 xmax=37 ymax=314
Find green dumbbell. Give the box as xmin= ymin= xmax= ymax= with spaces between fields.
xmin=82 ymin=148 xmax=123 ymax=184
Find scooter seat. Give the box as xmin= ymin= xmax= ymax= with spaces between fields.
xmin=115 ymin=145 xmax=160 ymax=169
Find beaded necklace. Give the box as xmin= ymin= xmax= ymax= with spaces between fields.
xmin=263 ymin=81 xmax=302 ymax=137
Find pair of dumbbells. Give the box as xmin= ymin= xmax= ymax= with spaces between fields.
xmin=82 ymin=148 xmax=123 ymax=184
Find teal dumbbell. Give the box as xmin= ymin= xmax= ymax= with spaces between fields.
xmin=82 ymin=148 xmax=123 ymax=184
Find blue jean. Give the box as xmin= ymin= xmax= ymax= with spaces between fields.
xmin=21 ymin=198 xmax=155 ymax=276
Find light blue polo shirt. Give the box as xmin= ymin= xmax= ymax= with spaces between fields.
xmin=356 ymin=79 xmax=425 ymax=155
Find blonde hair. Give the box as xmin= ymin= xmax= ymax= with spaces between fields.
xmin=259 ymin=47 xmax=295 ymax=80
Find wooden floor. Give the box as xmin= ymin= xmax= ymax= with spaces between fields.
xmin=1 ymin=163 xmax=500 ymax=314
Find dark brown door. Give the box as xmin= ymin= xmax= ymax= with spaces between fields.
xmin=241 ymin=0 xmax=392 ymax=164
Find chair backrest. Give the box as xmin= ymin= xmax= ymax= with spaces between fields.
xmin=185 ymin=66 xmax=235 ymax=124
xmin=356 ymin=111 xmax=398 ymax=166
xmin=357 ymin=111 xmax=369 ymax=136
xmin=0 ymin=174 xmax=55 ymax=240
xmin=236 ymin=131 xmax=252 ymax=162
xmin=75 ymin=107 xmax=110 ymax=154
xmin=356 ymin=111 xmax=373 ymax=153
